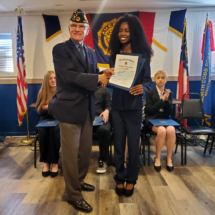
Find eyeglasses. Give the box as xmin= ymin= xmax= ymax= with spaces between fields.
xmin=69 ymin=24 xmax=88 ymax=30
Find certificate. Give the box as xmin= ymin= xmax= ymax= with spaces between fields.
xmin=108 ymin=53 xmax=145 ymax=91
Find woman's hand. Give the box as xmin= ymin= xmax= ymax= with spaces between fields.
xmin=42 ymin=104 xmax=48 ymax=110
xmin=130 ymin=85 xmax=143 ymax=96
xmin=162 ymin=89 xmax=171 ymax=101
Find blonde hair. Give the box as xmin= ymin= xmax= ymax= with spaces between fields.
xmin=154 ymin=70 xmax=168 ymax=79
xmin=36 ymin=70 xmax=56 ymax=113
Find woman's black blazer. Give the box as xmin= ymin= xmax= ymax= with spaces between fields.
xmin=145 ymin=86 xmax=173 ymax=121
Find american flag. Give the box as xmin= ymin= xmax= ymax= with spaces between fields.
xmin=176 ymin=19 xmax=189 ymax=127
xmin=17 ymin=16 xmax=28 ymax=126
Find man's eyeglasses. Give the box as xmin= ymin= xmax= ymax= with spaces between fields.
xmin=69 ymin=24 xmax=88 ymax=30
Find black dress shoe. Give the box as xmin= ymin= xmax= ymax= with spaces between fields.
xmin=81 ymin=183 xmax=95 ymax=191
xmin=167 ymin=165 xmax=174 ymax=172
xmin=42 ymin=171 xmax=50 ymax=177
xmin=68 ymin=199 xmax=93 ymax=213
xmin=154 ymin=157 xmax=161 ymax=172
xmin=167 ymin=159 xmax=174 ymax=172
xmin=115 ymin=185 xmax=124 ymax=196
xmin=124 ymin=185 xmax=134 ymax=197
xmin=50 ymin=171 xmax=58 ymax=178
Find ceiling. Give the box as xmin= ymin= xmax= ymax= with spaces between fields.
xmin=0 ymin=0 xmax=215 ymax=13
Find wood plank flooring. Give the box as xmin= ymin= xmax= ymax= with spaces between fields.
xmin=0 ymin=137 xmax=215 ymax=215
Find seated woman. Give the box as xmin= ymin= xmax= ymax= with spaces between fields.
xmin=145 ymin=70 xmax=175 ymax=172
xmin=35 ymin=70 xmax=60 ymax=177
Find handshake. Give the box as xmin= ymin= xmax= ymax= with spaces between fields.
xmin=99 ymin=68 xmax=115 ymax=87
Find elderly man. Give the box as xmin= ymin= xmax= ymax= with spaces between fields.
xmin=49 ymin=9 xmax=114 ymax=213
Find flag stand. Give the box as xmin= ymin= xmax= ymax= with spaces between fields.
xmin=21 ymin=110 xmax=35 ymax=145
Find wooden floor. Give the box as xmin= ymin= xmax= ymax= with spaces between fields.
xmin=1 ymin=137 xmax=215 ymax=215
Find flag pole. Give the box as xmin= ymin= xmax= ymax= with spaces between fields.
xmin=15 ymin=6 xmax=35 ymax=145
xmin=21 ymin=109 xmax=35 ymax=144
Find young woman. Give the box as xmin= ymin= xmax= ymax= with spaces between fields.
xmin=36 ymin=70 xmax=60 ymax=178
xmin=145 ymin=70 xmax=175 ymax=172
xmin=108 ymin=14 xmax=152 ymax=197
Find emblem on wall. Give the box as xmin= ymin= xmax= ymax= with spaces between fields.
xmin=97 ymin=18 xmax=117 ymax=55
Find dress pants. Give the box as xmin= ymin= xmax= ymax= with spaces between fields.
xmin=112 ymin=109 xmax=142 ymax=185
xmin=93 ymin=122 xmax=111 ymax=162
xmin=59 ymin=111 xmax=92 ymax=202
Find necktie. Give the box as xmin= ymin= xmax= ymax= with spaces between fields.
xmin=78 ymin=44 xmax=85 ymax=61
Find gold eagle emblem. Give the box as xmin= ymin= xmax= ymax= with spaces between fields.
xmin=97 ymin=18 xmax=117 ymax=55
xmin=76 ymin=17 xmax=81 ymax=22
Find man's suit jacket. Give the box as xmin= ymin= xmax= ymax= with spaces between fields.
xmin=48 ymin=38 xmax=99 ymax=124
xmin=109 ymin=53 xmax=151 ymax=111
xmin=145 ymin=86 xmax=173 ymax=122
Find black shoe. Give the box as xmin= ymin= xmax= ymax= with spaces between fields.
xmin=154 ymin=157 xmax=161 ymax=172
xmin=68 ymin=199 xmax=93 ymax=213
xmin=166 ymin=159 xmax=174 ymax=172
xmin=50 ymin=171 xmax=58 ymax=178
xmin=167 ymin=165 xmax=174 ymax=172
xmin=115 ymin=185 xmax=124 ymax=196
xmin=124 ymin=185 xmax=134 ymax=197
xmin=81 ymin=183 xmax=95 ymax=191
xmin=42 ymin=171 xmax=50 ymax=177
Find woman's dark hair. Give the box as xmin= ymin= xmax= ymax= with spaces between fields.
xmin=108 ymin=13 xmax=153 ymax=62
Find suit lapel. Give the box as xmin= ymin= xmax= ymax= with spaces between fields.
xmin=67 ymin=39 xmax=87 ymax=70
xmin=153 ymin=86 xmax=160 ymax=102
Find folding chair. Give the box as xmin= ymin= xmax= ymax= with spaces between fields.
xmin=180 ymin=93 xmax=215 ymax=165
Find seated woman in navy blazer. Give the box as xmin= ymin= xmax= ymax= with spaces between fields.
xmin=145 ymin=70 xmax=175 ymax=172
xmin=35 ymin=70 xmax=60 ymax=178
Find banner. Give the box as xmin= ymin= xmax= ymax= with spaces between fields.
xmin=201 ymin=21 xmax=215 ymax=60
xmin=168 ymin=9 xmax=186 ymax=37
xmin=43 ymin=14 xmax=62 ymax=42
xmin=200 ymin=21 xmax=212 ymax=126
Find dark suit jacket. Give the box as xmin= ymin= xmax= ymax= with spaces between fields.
xmin=48 ymin=38 xmax=99 ymax=124
xmin=109 ymin=54 xmax=151 ymax=110
xmin=145 ymin=86 xmax=173 ymax=122
xmin=94 ymin=87 xmax=111 ymax=117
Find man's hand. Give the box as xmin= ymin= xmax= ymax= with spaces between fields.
xmin=42 ymin=104 xmax=48 ymax=110
xmin=99 ymin=110 xmax=109 ymax=123
xmin=103 ymin=68 xmax=115 ymax=79
xmin=130 ymin=85 xmax=143 ymax=95
xmin=99 ymin=74 xmax=109 ymax=87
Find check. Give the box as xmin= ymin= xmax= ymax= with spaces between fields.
xmin=108 ymin=54 xmax=145 ymax=91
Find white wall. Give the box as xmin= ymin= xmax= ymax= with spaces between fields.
xmin=0 ymin=7 xmax=215 ymax=80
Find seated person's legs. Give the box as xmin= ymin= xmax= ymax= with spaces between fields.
xmin=152 ymin=126 xmax=166 ymax=167
xmin=166 ymin=126 xmax=175 ymax=167
xmin=96 ymin=122 xmax=111 ymax=173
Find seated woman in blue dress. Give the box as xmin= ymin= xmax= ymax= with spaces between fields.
xmin=145 ymin=70 xmax=175 ymax=172
xmin=35 ymin=70 xmax=60 ymax=177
